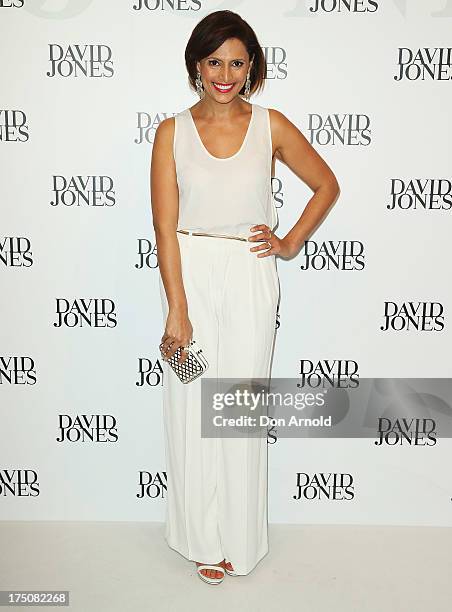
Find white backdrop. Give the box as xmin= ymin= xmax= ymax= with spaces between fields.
xmin=1 ymin=0 xmax=452 ymax=526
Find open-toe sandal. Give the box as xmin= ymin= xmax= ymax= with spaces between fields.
xmin=224 ymin=560 xmax=238 ymax=576
xmin=196 ymin=564 xmax=225 ymax=585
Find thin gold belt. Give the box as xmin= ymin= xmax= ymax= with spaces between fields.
xmin=177 ymin=229 xmax=248 ymax=242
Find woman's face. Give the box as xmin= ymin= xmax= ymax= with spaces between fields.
xmin=196 ymin=37 xmax=251 ymax=102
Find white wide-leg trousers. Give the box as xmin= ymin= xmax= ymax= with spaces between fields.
xmin=159 ymin=231 xmax=280 ymax=576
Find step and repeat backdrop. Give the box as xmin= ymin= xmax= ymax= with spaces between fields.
xmin=1 ymin=1 xmax=452 ymax=526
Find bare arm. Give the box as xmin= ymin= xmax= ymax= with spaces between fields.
xmin=150 ymin=116 xmax=192 ymax=361
xmin=256 ymin=108 xmax=340 ymax=259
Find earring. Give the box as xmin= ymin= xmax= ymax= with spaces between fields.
xmin=195 ymin=70 xmax=204 ymax=99
xmin=243 ymin=66 xmax=251 ymax=101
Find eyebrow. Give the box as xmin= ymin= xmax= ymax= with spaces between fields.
xmin=206 ymin=56 xmax=247 ymax=62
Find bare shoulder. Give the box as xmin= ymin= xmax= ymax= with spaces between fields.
xmin=268 ymin=107 xmax=288 ymax=125
xmin=268 ymin=107 xmax=301 ymax=135
xmin=268 ymin=107 xmax=302 ymax=157
xmin=154 ymin=115 xmax=175 ymax=147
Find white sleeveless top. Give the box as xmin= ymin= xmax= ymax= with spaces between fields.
xmin=173 ymin=103 xmax=278 ymax=239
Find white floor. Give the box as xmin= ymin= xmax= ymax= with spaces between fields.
xmin=1 ymin=522 xmax=451 ymax=611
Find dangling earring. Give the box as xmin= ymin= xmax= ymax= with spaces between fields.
xmin=243 ymin=66 xmax=252 ymax=101
xmin=195 ymin=70 xmax=204 ymax=99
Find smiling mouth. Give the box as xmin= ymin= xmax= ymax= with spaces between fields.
xmin=212 ymin=82 xmax=235 ymax=93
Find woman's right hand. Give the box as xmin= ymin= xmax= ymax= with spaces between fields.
xmin=160 ymin=308 xmax=193 ymax=364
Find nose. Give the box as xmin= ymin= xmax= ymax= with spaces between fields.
xmin=220 ymin=67 xmax=230 ymax=82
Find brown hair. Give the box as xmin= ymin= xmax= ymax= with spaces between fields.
xmin=184 ymin=10 xmax=266 ymax=98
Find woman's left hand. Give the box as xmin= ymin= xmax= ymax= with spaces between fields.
xmin=248 ymin=224 xmax=296 ymax=259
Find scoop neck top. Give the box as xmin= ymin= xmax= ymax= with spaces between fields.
xmin=173 ymin=102 xmax=278 ymax=239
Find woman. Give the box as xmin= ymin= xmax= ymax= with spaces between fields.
xmin=151 ymin=10 xmax=339 ymax=584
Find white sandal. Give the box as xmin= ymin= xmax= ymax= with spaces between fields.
xmin=224 ymin=560 xmax=238 ymax=576
xmin=196 ymin=564 xmax=225 ymax=585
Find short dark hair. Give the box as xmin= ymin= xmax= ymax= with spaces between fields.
xmin=184 ymin=10 xmax=266 ymax=98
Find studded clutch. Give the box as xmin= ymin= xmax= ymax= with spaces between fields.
xmin=159 ymin=339 xmax=209 ymax=384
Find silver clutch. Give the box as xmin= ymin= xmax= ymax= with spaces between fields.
xmin=159 ymin=338 xmax=209 ymax=384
